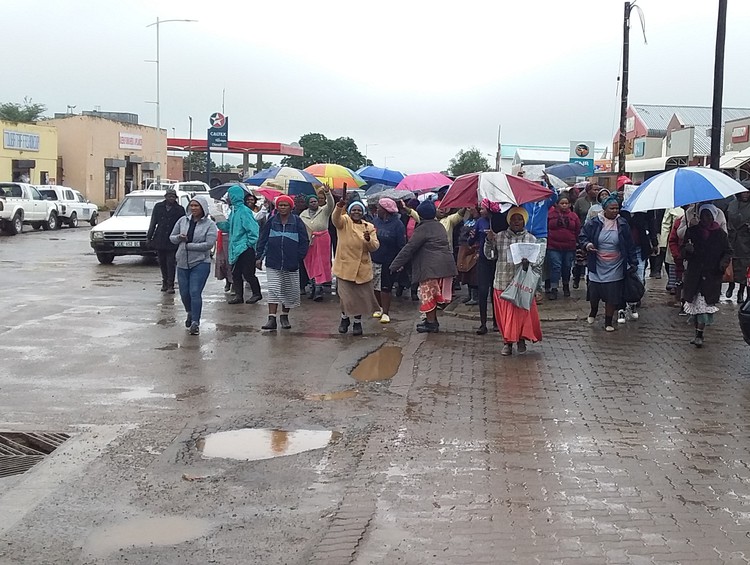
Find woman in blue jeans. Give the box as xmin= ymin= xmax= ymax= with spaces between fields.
xmin=170 ymin=196 xmax=218 ymax=335
xmin=546 ymin=193 xmax=581 ymax=300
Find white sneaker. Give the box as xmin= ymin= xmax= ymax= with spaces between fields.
xmin=605 ymin=325 xmax=616 ymax=332
xmin=379 ymin=313 xmax=391 ymax=324
xmin=626 ymin=304 xmax=639 ymax=321
xmin=617 ymin=309 xmax=627 ymax=324
xmin=587 ymin=316 xmax=595 ymax=324
xmin=372 ymin=310 xmax=382 ymax=318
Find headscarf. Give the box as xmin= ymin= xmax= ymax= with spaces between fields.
xmin=407 ymin=198 xmax=420 ymax=209
xmin=480 ymin=198 xmax=502 ymax=213
xmin=378 ymin=197 xmax=398 ymax=214
xmin=697 ymin=203 xmax=721 ymax=239
xmin=416 ymin=200 xmax=436 ymax=220
xmin=617 ymin=175 xmax=633 ymax=190
xmin=597 ymin=189 xmax=612 ymax=204
xmin=306 ymin=193 xmax=319 ymax=204
xmin=601 ymin=193 xmax=620 ymax=209
xmin=506 ymin=206 xmax=529 ymax=225
xmin=597 ymin=193 xmax=620 ymax=231
xmin=275 ymin=195 xmax=295 ymax=208
xmin=347 ymin=201 xmax=366 ymax=214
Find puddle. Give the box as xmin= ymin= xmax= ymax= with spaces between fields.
xmin=83 ymin=516 xmax=212 ymax=557
xmin=176 ymin=386 xmax=207 ymax=401
xmin=305 ymin=389 xmax=359 ymax=401
xmin=118 ymin=387 xmax=175 ymax=401
xmin=350 ymin=346 xmax=403 ymax=382
xmin=197 ymin=428 xmax=339 ymax=461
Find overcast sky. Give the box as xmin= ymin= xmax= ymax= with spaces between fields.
xmin=4 ymin=0 xmax=749 ymax=173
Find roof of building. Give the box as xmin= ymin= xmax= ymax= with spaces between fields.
xmin=633 ymin=104 xmax=750 ymax=136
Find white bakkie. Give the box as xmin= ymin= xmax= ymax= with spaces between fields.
xmin=0 ymin=182 xmax=60 ymax=235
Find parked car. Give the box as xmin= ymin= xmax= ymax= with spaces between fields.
xmin=0 ymin=182 xmax=60 ymax=234
xmin=89 ymin=189 xmax=190 ymax=264
xmin=145 ymin=179 xmax=178 ymax=191
xmin=170 ymin=181 xmax=210 ymax=193
xmin=36 ymin=185 xmax=99 ymax=227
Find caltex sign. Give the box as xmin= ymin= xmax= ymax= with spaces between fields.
xmin=208 ymin=112 xmax=228 ymax=150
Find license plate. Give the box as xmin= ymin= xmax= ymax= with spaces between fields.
xmin=114 ymin=241 xmax=142 ymax=248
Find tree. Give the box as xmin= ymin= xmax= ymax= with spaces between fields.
xmin=0 ymin=97 xmax=47 ymax=123
xmin=281 ymin=133 xmax=367 ymax=170
xmin=448 ymin=147 xmax=491 ymax=176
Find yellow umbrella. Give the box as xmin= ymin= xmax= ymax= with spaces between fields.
xmin=304 ymin=163 xmax=366 ymax=189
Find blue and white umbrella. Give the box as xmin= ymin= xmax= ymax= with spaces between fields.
xmin=243 ymin=166 xmax=323 ymax=196
xmin=622 ymin=167 xmax=747 ymax=213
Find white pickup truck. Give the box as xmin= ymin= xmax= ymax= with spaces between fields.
xmin=0 ymin=182 xmax=60 ymax=235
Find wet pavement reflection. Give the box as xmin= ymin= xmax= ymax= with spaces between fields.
xmin=350 ymin=346 xmax=402 ymax=382
xmin=197 ymin=428 xmax=340 ymax=461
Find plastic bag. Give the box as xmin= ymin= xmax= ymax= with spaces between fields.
xmin=623 ymin=271 xmax=645 ymax=303
xmin=500 ymin=266 xmax=540 ymax=311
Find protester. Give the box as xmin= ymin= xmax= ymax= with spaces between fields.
xmin=371 ymin=198 xmax=406 ymax=323
xmin=299 ymin=187 xmax=335 ymax=301
xmin=217 ymin=185 xmax=262 ymax=305
xmin=255 ymin=195 xmax=310 ymax=330
xmin=546 ymin=192 xmax=581 ymax=300
xmin=660 ymin=207 xmax=686 ymax=295
xmin=619 ymin=208 xmax=658 ymax=319
xmin=573 ymin=182 xmax=599 ymax=224
xmin=147 ymin=188 xmax=185 ymax=293
xmin=725 ymin=183 xmax=750 ymax=303
xmin=681 ymin=204 xmax=733 ymax=347
xmin=332 ymin=199 xmax=380 ymax=336
xmin=468 ymin=199 xmax=498 ymax=335
xmin=522 ymin=181 xmax=555 ymax=300
xmin=484 ymin=207 xmax=543 ymax=355
xmin=585 ymin=188 xmax=612 ymax=222
xmin=245 ymin=193 xmax=269 ymax=226
xmin=390 ymin=200 xmax=458 ymax=333
xmin=169 ymin=196 xmax=218 ymax=335
xmin=436 ymin=202 xmax=465 ymax=251
xmin=579 ymin=194 xmax=638 ymax=331
xmin=394 ymin=199 xmax=420 ymax=299
xmin=456 ymin=207 xmax=480 ymax=305
xmin=668 ymin=212 xmax=687 ymax=310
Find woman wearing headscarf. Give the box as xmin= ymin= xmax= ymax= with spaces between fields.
xmin=484 ymin=207 xmax=543 ymax=356
xmin=578 ymin=194 xmax=638 ymax=331
xmin=371 ymin=197 xmax=406 ymax=324
xmin=255 ymin=195 xmax=309 ymax=330
xmin=169 ymin=196 xmax=218 ymax=335
xmin=681 ymin=204 xmax=733 ymax=347
xmin=217 ymin=185 xmax=261 ymax=305
xmin=725 ymin=183 xmax=750 ymax=303
xmin=390 ymin=200 xmax=458 ymax=333
xmin=332 ymin=198 xmax=380 ymax=336
xmin=299 ymin=186 xmax=335 ymax=301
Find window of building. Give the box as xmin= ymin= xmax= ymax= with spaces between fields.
xmin=105 ymin=168 xmax=118 ymax=200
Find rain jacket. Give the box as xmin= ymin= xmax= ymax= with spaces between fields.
xmin=522 ymin=188 xmax=558 ymax=238
xmin=169 ymin=196 xmax=218 ymax=269
xmin=256 ymin=212 xmax=309 ymax=271
xmin=216 ymin=185 xmax=259 ymax=265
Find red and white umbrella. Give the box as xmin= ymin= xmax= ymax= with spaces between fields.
xmin=439 ymin=172 xmax=554 ymax=209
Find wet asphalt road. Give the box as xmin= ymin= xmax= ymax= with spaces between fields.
xmin=2 ymin=226 xmax=750 ymax=564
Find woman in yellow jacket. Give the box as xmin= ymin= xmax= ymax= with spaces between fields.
xmin=332 ymin=199 xmax=380 ymax=336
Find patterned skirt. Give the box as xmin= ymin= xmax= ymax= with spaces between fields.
xmin=266 ymin=268 xmax=301 ymax=308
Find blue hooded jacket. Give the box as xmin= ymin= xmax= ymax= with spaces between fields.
xmin=256 ymin=211 xmax=310 ymax=271
xmin=218 ymin=185 xmax=259 ymax=265
xmin=522 ymin=187 xmax=558 ymax=238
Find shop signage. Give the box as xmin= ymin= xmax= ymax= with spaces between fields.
xmin=208 ymin=112 xmax=228 ymax=150
xmin=569 ymin=141 xmax=595 ymax=175
xmin=3 ymin=130 xmax=40 ymax=152
xmin=731 ymin=125 xmax=749 ymax=144
xmin=119 ymin=132 xmax=143 ymax=150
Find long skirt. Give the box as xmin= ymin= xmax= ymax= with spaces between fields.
xmin=215 ymin=231 xmax=231 ymax=281
xmin=683 ymin=292 xmax=719 ymax=326
xmin=493 ymin=289 xmax=543 ymax=344
xmin=303 ymin=230 xmax=333 ymax=284
xmin=419 ymin=277 xmax=453 ymax=313
xmin=266 ymin=268 xmax=301 ymax=308
xmin=337 ymin=278 xmax=380 ymax=317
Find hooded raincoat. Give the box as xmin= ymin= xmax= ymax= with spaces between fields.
xmin=219 ymin=185 xmax=259 ymax=266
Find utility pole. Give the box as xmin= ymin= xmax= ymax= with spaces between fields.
xmin=710 ymin=0 xmax=728 ymax=170
xmin=617 ymin=2 xmax=632 ymax=177
xmin=188 ymin=116 xmax=193 ymax=181
xmin=496 ymin=125 xmax=502 ymax=171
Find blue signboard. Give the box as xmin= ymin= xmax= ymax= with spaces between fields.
xmin=208 ymin=112 xmax=228 ymax=150
xmin=569 ymin=158 xmax=594 ymax=175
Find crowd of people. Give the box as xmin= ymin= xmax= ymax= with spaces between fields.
xmin=145 ymin=176 xmax=750 ymax=348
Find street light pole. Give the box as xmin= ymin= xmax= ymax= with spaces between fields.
xmin=617 ymin=2 xmax=632 ymax=177
xmin=710 ymin=0 xmax=728 ymax=170
xmin=146 ymin=16 xmax=197 ymax=186
xmin=188 ymin=116 xmax=193 ymax=181
xmin=384 ymin=156 xmax=395 ymax=168
xmin=365 ymin=143 xmax=377 ymax=167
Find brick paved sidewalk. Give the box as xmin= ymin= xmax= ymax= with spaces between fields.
xmin=315 ymin=299 xmax=750 ymax=564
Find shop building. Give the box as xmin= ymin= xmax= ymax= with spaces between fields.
xmin=44 ymin=111 xmax=166 ymax=207
xmin=0 ymin=120 xmax=58 ymax=184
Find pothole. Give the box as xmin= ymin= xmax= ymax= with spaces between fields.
xmin=350 ymin=346 xmax=403 ymax=382
xmin=197 ymin=428 xmax=340 ymax=461
xmin=83 ymin=516 xmax=212 ymax=557
xmin=0 ymin=431 xmax=71 ymax=478
xmin=305 ymin=389 xmax=359 ymax=401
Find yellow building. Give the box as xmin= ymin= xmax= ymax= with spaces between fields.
xmin=0 ymin=120 xmax=58 ymax=184
xmin=44 ymin=113 xmax=166 ymax=208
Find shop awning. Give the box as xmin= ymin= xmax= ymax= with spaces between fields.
xmin=720 ymin=147 xmax=750 ymax=169
xmin=625 ymin=155 xmax=688 ymax=173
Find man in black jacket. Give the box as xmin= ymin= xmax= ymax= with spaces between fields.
xmin=147 ymin=189 xmax=185 ymax=293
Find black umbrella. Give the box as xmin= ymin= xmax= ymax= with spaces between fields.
xmin=208 ymin=182 xmax=251 ymax=201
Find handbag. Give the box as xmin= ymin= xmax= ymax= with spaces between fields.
xmin=456 ymin=245 xmax=479 ymax=273
xmin=623 ymin=270 xmax=645 ymax=303
xmin=500 ymin=265 xmax=540 ymax=310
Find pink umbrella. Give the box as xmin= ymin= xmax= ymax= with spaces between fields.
xmin=439 ymin=172 xmax=554 ymax=209
xmin=395 ymin=172 xmax=453 ymax=194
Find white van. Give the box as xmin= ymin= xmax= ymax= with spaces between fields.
xmin=36 ymin=185 xmax=99 ymax=227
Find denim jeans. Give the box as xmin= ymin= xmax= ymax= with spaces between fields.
xmin=547 ymin=249 xmax=574 ymax=289
xmin=177 ymin=262 xmax=211 ymax=325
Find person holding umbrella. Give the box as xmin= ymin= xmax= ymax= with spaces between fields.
xmin=255 ymin=195 xmax=310 ymax=330
xmin=299 ymin=186 xmax=335 ymax=301
xmin=681 ymin=204 xmax=733 ymax=347
xmin=332 ymin=195 xmax=380 ymax=336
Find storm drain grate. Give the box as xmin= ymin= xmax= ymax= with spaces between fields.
xmin=0 ymin=432 xmax=71 ymax=478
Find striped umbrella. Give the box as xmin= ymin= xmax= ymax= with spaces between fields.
xmin=622 ymin=167 xmax=748 ymax=213
xmin=304 ymin=163 xmax=366 ymax=189
xmin=244 ymin=166 xmax=322 ymax=195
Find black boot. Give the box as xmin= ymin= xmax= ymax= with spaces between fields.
xmin=160 ymin=283 xmax=168 ymax=292
xmin=279 ymin=314 xmax=291 ymax=329
xmin=411 ymin=288 xmax=419 ymax=301
xmin=416 ymin=321 xmax=440 ymax=333
xmin=338 ymin=317 xmax=350 ymax=334
xmin=352 ymin=321 xmax=363 ymax=336
xmin=224 ymin=281 xmax=232 ymax=292
xmin=549 ymin=288 xmax=558 ymax=301
xmin=308 ymin=284 xmax=317 ymax=300
xmin=476 ymin=324 xmax=488 ymax=335
xmin=738 ymin=286 xmax=746 ymax=304
xmin=245 ymin=294 xmax=262 ymax=304
xmin=466 ymin=288 xmax=478 ymax=306
xmin=261 ymin=315 xmax=277 ymax=330
xmin=563 ymin=283 xmax=570 ymax=297
xmin=227 ymin=295 xmax=244 ymax=304
xmin=313 ymin=285 xmax=324 ymax=302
